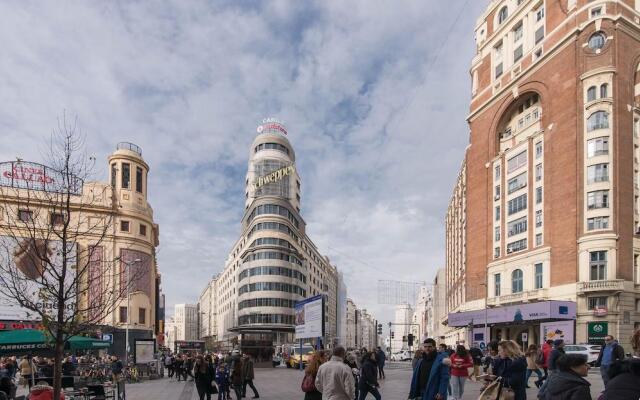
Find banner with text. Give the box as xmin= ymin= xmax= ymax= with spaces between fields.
xmin=295 ymin=295 xmax=324 ymax=340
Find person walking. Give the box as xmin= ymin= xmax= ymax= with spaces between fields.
xmin=194 ymin=355 xmax=215 ymax=400
xmin=548 ymin=339 xmax=565 ymax=374
xmin=374 ymin=347 xmax=385 ymax=380
xmin=215 ymin=363 xmax=230 ymax=400
xmin=186 ymin=355 xmax=195 ymax=381
xmin=468 ymin=346 xmax=482 ymax=381
xmin=110 ymin=356 xmax=123 ymax=383
xmin=358 ymin=351 xmax=381 ymax=400
xmin=490 ymin=340 xmax=527 ymax=400
xmin=408 ymin=338 xmax=451 ymax=400
xmin=449 ymin=345 xmax=472 ymax=400
xmin=536 ymin=354 xmax=591 ymax=400
xmin=229 ymin=351 xmax=243 ymax=400
xmin=175 ymin=355 xmax=184 ymax=382
xmin=601 ymin=328 xmax=640 ymax=400
xmin=595 ymin=334 xmax=625 ymax=387
xmin=315 ymin=346 xmax=355 ymax=400
xmin=241 ymin=354 xmax=259 ymax=399
xmin=18 ymin=355 xmax=34 ymax=389
xmin=302 ymin=352 xmax=327 ymax=400
xmin=525 ymin=344 xmax=544 ymax=388
xmin=165 ymin=353 xmax=175 ymax=379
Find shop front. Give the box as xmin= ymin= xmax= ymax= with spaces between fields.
xmin=448 ymin=300 xmax=576 ymax=348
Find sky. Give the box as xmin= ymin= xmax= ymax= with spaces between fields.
xmin=0 ymin=0 xmax=488 ymax=326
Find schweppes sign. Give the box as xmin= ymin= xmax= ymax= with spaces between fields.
xmin=254 ymin=165 xmax=295 ymax=190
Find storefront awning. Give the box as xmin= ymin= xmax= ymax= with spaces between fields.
xmin=447 ymin=300 xmax=576 ymax=328
xmin=0 ymin=329 xmax=110 ymax=354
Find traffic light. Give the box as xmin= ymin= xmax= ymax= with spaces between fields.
xmin=377 ymin=324 xmax=383 ymax=335
xmin=402 ymin=336 xmax=407 ymax=342
xmin=391 ymin=331 xmax=395 ymax=339
xmin=408 ymin=334 xmax=414 ymax=347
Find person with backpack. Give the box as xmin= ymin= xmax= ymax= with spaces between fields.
xmin=525 ymin=344 xmax=544 ymax=388
xmin=595 ymin=335 xmax=626 ymax=387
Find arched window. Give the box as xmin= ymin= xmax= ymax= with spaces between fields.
xmin=512 ymin=269 xmax=523 ymax=293
xmin=587 ymin=86 xmax=597 ymax=102
xmin=600 ymin=83 xmax=608 ymax=98
xmin=587 ymin=111 xmax=609 ymax=132
xmin=498 ymin=7 xmax=509 ymax=24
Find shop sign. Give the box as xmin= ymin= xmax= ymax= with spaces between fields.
xmin=253 ymin=165 xmax=295 ymax=190
xmin=0 ymin=322 xmax=44 ymax=331
xmin=588 ymin=321 xmax=608 ymax=344
xmin=593 ymin=306 xmax=608 ymax=317
xmin=448 ymin=300 xmax=576 ymax=327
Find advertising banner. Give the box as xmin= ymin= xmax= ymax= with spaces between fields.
xmin=0 ymin=161 xmax=82 ymax=195
xmin=448 ymin=301 xmax=576 ymax=327
xmin=540 ymin=321 xmax=575 ymax=344
xmin=588 ymin=321 xmax=608 ymax=344
xmin=134 ymin=339 xmax=156 ymax=364
xmin=295 ymin=295 xmax=324 ymax=340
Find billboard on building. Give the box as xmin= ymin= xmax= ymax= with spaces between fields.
xmin=295 ymin=295 xmax=324 ymax=340
xmin=540 ymin=321 xmax=575 ymax=344
xmin=0 ymin=236 xmax=77 ymax=321
xmin=447 ymin=301 xmax=576 ymax=327
xmin=0 ymin=161 xmax=82 ymax=195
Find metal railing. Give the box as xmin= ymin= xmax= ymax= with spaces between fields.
xmin=117 ymin=142 xmax=142 ymax=156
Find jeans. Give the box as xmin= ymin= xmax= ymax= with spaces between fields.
xmin=600 ymin=366 xmax=611 ymax=387
xmin=358 ymin=386 xmax=381 ymax=400
xmin=450 ymin=376 xmax=467 ymax=399
xmin=526 ymin=368 xmax=543 ymax=386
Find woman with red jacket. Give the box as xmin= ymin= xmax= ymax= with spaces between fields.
xmin=449 ymin=345 xmax=473 ymax=400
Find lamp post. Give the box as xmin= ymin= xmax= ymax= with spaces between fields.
xmin=124 ymin=258 xmax=142 ymax=363
xmin=479 ymin=282 xmax=488 ymax=345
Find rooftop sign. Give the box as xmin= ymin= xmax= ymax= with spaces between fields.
xmin=256 ymin=117 xmax=287 ymax=136
xmin=0 ymin=161 xmax=82 ymax=195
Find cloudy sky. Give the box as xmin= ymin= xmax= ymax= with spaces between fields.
xmin=0 ymin=1 xmax=487 ymax=325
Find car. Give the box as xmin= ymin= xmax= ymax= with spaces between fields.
xmin=283 ymin=344 xmax=315 ymax=369
xmin=564 ymin=344 xmax=601 ymax=365
xmin=390 ymin=350 xmax=412 ymax=362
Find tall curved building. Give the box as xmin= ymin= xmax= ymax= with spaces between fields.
xmin=198 ymin=119 xmax=340 ymax=358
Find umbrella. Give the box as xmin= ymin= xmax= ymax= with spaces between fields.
xmin=0 ymin=329 xmax=110 ymax=354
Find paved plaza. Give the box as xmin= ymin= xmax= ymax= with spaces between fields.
xmin=122 ymin=362 xmax=606 ymax=400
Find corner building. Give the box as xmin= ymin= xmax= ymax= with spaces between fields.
xmin=445 ymin=0 xmax=640 ymax=349
xmin=201 ymin=120 xmax=339 ymax=358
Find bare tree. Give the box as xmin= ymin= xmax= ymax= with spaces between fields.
xmin=0 ymin=115 xmax=146 ymax=400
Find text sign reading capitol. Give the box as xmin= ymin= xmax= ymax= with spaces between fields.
xmin=253 ymin=165 xmax=295 ymax=190
xmin=256 ymin=117 xmax=287 ymax=135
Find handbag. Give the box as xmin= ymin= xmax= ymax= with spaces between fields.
xmin=301 ymin=373 xmax=316 ymax=392
xmin=477 ymin=379 xmax=501 ymax=400
xmin=497 ymin=378 xmax=515 ymax=400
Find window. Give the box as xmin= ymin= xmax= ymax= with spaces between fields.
xmin=135 ymin=167 xmax=143 ymax=193
xmin=587 ymin=137 xmax=609 ymax=157
xmin=495 ymin=62 xmax=503 ymax=79
xmin=18 ymin=210 xmax=32 ymax=222
xmin=536 ymin=233 xmax=543 ymax=246
xmin=587 ymin=111 xmax=609 ymax=131
xmin=120 ymin=220 xmax=130 ymax=232
xmin=495 ymin=226 xmax=501 ymax=242
xmin=588 ymin=32 xmax=606 ymax=50
xmin=498 ymin=6 xmax=508 ymax=24
xmin=507 ymin=173 xmax=527 ymax=194
xmin=535 ymin=164 xmax=543 ymax=181
xmin=587 ymin=86 xmax=597 ymax=102
xmin=587 ymin=190 xmax=609 ymax=209
xmin=535 ymin=26 xmax=545 ymax=44
xmin=587 ymin=216 xmax=609 ymax=230
xmin=119 ymin=306 xmax=128 ymax=323
xmin=533 ymin=108 xmax=540 ymax=121
xmin=139 ymin=224 xmax=147 ymax=236
xmin=514 ymin=45 xmax=523 ymax=62
xmin=512 ymin=269 xmax=524 ymax=293
xmin=514 ymin=22 xmax=523 ymax=42
xmin=496 ymin=206 xmax=501 ymax=221
xmin=139 ymin=308 xmax=146 ymax=324
xmin=536 ymin=210 xmax=543 ymax=227
xmin=507 ymin=239 xmax=527 ymax=254
xmin=535 ymin=142 xmax=543 ymax=159
xmin=494 ymin=247 xmax=501 ymax=259
xmin=536 ymin=187 xmax=543 ymax=204
xmin=495 ymin=185 xmax=501 ymax=200
xmin=508 ymin=194 xmax=527 ymax=215
xmin=507 ymin=217 xmax=527 ymax=237
xmin=111 ymin=163 xmax=117 ymax=187
xmin=121 ymin=163 xmax=130 ymax=189
xmin=51 ymin=213 xmax=64 ymax=226
xmin=495 ymin=165 xmax=501 ymax=180
xmin=536 ymin=6 xmax=545 ymax=22
xmin=588 ymin=297 xmax=607 ymax=310
xmin=600 ymin=84 xmax=608 ymax=98
xmin=507 ymin=151 xmax=527 ymax=173
xmin=494 ymin=273 xmax=501 ymax=296
xmin=587 ymin=164 xmax=609 ymax=184
xmin=589 ymin=251 xmax=607 ymax=280
xmin=590 ymin=7 xmax=602 ymax=18
xmin=535 ymin=263 xmax=543 ymax=289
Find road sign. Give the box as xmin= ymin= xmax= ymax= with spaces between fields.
xmin=479 ymin=342 xmax=486 ymax=350
xmin=102 ymin=333 xmax=113 ymax=343
xmin=521 ymin=332 xmax=528 ymax=342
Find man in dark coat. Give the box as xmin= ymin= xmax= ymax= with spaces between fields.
xmin=409 ymin=339 xmax=450 ymax=400
xmin=241 ymin=354 xmax=259 ymax=398
xmin=537 ymin=354 xmax=591 ymax=400
xmin=375 ymin=347 xmax=386 ymax=379
xmin=548 ymin=340 xmax=565 ymax=373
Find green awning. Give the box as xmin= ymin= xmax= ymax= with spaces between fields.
xmin=0 ymin=329 xmax=110 ymax=354
xmin=68 ymin=335 xmax=111 ymax=350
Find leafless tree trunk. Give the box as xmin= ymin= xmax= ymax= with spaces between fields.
xmin=0 ymin=115 xmax=145 ymax=400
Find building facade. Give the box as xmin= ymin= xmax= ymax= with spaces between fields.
xmin=0 ymin=143 xmax=161 ymax=357
xmin=174 ymin=304 xmax=198 ymax=342
xmin=198 ymin=277 xmax=218 ymax=349
xmin=392 ymin=303 xmax=413 ymax=351
xmin=445 ymin=0 xmax=640 ymax=349
xmin=198 ymin=120 xmax=340 ymax=357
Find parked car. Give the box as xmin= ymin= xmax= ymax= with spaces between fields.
xmin=564 ymin=344 xmax=601 ymax=365
xmin=390 ymin=350 xmax=412 ymax=361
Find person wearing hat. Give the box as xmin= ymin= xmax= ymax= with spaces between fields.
xmin=548 ymin=340 xmax=565 ymax=374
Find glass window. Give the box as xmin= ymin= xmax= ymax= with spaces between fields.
xmin=587 ymin=86 xmax=597 ymax=102
xmin=136 ymin=167 xmax=143 ymax=193
xmin=507 ymin=239 xmax=527 ymax=254
xmin=536 ymin=6 xmax=545 ymax=22
xmin=495 ymin=185 xmax=501 ymax=199
xmin=51 ymin=213 xmax=64 ymax=226
xmin=587 ymin=111 xmax=609 ymax=131
xmin=588 ymin=296 xmax=607 ymax=310
xmin=587 ymin=216 xmax=609 ymax=230
xmin=139 ymin=308 xmax=146 ymax=324
xmin=587 ymin=164 xmax=609 ymax=183
xmin=587 ymin=190 xmax=609 ymax=209
xmin=495 ymin=226 xmax=501 ymax=242
xmin=514 ymin=45 xmax=523 ymax=62
xmin=588 ymin=32 xmax=606 ymax=50
xmin=508 ymin=194 xmax=527 ymax=215
xmin=536 ymin=233 xmax=543 ymax=246
xmin=496 ymin=206 xmax=501 ymax=221
xmin=495 ymin=62 xmax=503 ymax=79
xmin=590 ymin=251 xmax=607 ymax=280
xmin=535 ymin=26 xmax=545 ymax=44
xmin=494 ymin=273 xmax=501 ymax=296
xmin=591 ymin=7 xmax=602 ymax=18
xmin=495 ymin=165 xmax=501 ymax=180
xmin=119 ymin=306 xmax=128 ymax=323
xmin=507 ymin=217 xmax=527 ymax=237
xmin=507 ymin=151 xmax=527 ymax=173
xmin=507 ymin=173 xmax=527 ymax=194
xmin=535 ymin=164 xmax=543 ymax=182
xmin=587 ymin=137 xmax=609 ymax=157
xmin=600 ymin=84 xmax=608 ymax=98
xmin=139 ymin=224 xmax=147 ymax=236
xmin=535 ymin=142 xmax=543 ymax=159
xmin=536 ymin=210 xmax=543 ymax=227
xmin=121 ymin=163 xmax=130 ymax=189
xmin=494 ymin=247 xmax=501 ymax=259
xmin=120 ymin=220 xmax=130 ymax=232
xmin=535 ymin=263 xmax=543 ymax=289
xmin=498 ymin=6 xmax=508 ymax=24
xmin=536 ymin=187 xmax=543 ymax=204
xmin=512 ymin=269 xmax=524 ymax=293
xmin=18 ymin=210 xmax=33 ymax=222
xmin=111 ymin=163 xmax=117 ymax=187
xmin=514 ymin=22 xmax=523 ymax=42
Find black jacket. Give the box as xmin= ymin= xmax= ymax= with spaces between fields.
xmin=494 ymin=357 xmax=527 ymax=400
xmin=536 ymin=370 xmax=591 ymax=400
xmin=602 ymin=358 xmax=640 ymax=400
xmin=548 ymin=348 xmax=565 ymax=371
xmin=595 ymin=341 xmax=625 ymax=367
xmin=359 ymin=359 xmax=378 ymax=389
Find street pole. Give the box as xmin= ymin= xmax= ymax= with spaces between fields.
xmin=125 ymin=259 xmax=141 ymax=364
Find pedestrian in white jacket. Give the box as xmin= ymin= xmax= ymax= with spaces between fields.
xmin=315 ymin=346 xmax=355 ymax=400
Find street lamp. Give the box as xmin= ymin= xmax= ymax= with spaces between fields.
xmin=124 ymin=258 xmax=142 ymax=363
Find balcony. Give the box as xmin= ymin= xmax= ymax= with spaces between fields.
xmin=487 ymin=288 xmax=548 ymax=306
xmin=577 ymin=279 xmax=625 ymax=294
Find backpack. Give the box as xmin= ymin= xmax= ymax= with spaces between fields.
xmin=301 ymin=373 xmax=316 ymax=392
xmin=535 ymin=350 xmax=544 ymax=366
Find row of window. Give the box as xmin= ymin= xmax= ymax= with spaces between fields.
xmin=238 ymin=313 xmax=295 ymax=326
xmin=587 ymin=111 xmax=609 ymax=132
xmin=493 ymin=263 xmax=543 ymax=296
xmin=507 ymin=216 xmax=527 ymax=237
xmin=238 ymin=266 xmax=306 ymax=283
xmin=587 ymin=190 xmax=609 ymax=210
xmin=254 ymin=142 xmax=290 ymax=155
xmin=249 ymin=237 xmax=296 ymax=250
xmin=18 ymin=210 xmax=65 ymax=226
xmin=111 ymin=163 xmax=144 ymax=193
xmin=238 ymin=282 xmax=306 ymax=297
xmin=238 ymin=298 xmax=296 ymax=310
xmin=587 ymin=84 xmax=608 ymax=102
xmin=249 ymin=221 xmax=298 ymax=241
xmin=508 ymin=193 xmax=527 ymax=215
xmin=118 ymin=306 xmax=146 ymax=324
xmin=120 ymin=220 xmax=147 ymax=236
xmin=248 ymin=204 xmax=299 ymax=228
xmin=506 ymin=238 xmax=527 ymax=254
xmin=242 ymin=251 xmax=302 ymax=266
xmin=507 ymin=172 xmax=527 ymax=194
